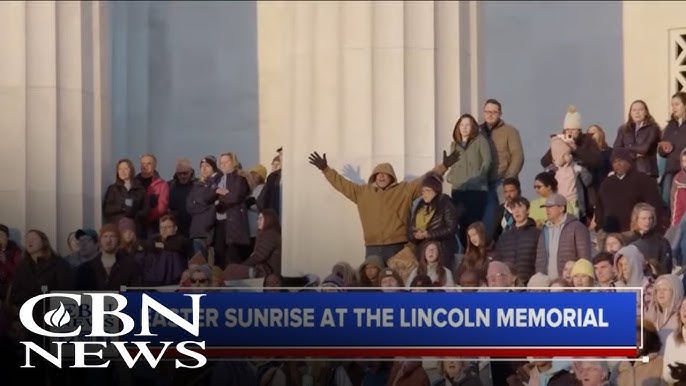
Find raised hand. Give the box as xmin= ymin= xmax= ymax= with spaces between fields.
xmin=308 ymin=152 xmax=328 ymax=171
xmin=442 ymin=150 xmax=460 ymax=168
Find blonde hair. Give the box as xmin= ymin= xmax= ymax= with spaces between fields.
xmin=630 ymin=203 xmax=656 ymax=232
xmin=219 ymin=152 xmax=240 ymax=172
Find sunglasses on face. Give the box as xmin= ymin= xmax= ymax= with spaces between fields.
xmin=191 ymin=278 xmax=208 ymax=284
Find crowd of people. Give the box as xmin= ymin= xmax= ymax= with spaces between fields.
xmin=2 ymin=94 xmax=686 ymax=385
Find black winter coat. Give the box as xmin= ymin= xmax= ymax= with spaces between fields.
xmin=495 ymin=217 xmax=540 ymax=285
xmin=624 ymin=230 xmax=673 ymax=275
xmin=76 ymin=252 xmax=142 ymax=291
xmin=659 ymin=118 xmax=686 ymax=175
xmin=257 ymin=170 xmax=281 ymax=218
xmin=10 ymin=254 xmax=73 ymax=307
xmin=408 ymin=194 xmax=459 ymax=268
xmin=596 ymin=170 xmax=663 ymax=233
xmin=102 ymin=180 xmax=148 ymax=236
xmin=216 ymin=170 xmax=251 ymax=246
xmin=613 ymin=122 xmax=660 ymax=177
xmin=168 ymin=173 xmax=196 ymax=238
xmin=186 ymin=173 xmax=222 ymax=240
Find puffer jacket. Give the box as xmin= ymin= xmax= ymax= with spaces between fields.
xmin=243 ymin=228 xmax=281 ymax=276
xmin=479 ymin=120 xmax=524 ymax=181
xmin=168 ymin=171 xmax=196 ymax=238
xmin=322 ymin=162 xmax=447 ymax=246
xmin=186 ymin=173 xmax=222 ymax=239
xmin=447 ymin=133 xmax=492 ymax=191
xmin=495 ymin=217 xmax=540 ymax=285
xmin=407 ymin=194 xmax=459 ymax=267
xmin=535 ymin=214 xmax=592 ymax=278
xmin=613 ymin=122 xmax=660 ymax=177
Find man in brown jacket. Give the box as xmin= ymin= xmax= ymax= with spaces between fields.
xmin=479 ymin=99 xmax=525 ymax=238
xmin=308 ymin=150 xmax=459 ymax=263
xmin=535 ymin=193 xmax=592 ymax=279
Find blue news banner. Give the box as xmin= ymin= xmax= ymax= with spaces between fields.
xmin=120 ymin=291 xmax=637 ymax=348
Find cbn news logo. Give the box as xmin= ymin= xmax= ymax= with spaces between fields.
xmin=18 ymin=293 xmax=207 ymax=369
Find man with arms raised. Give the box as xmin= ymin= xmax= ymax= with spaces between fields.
xmin=308 ymin=150 xmax=459 ymax=263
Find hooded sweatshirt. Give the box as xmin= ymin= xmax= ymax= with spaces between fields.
xmin=615 ymin=245 xmax=654 ymax=314
xmin=358 ymin=255 xmax=385 ymax=287
xmin=323 ymin=162 xmax=447 ymax=246
xmin=645 ymin=274 xmax=684 ymax=350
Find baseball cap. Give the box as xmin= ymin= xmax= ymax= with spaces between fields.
xmin=540 ymin=193 xmax=567 ymax=208
xmin=75 ymin=228 xmax=98 ymax=242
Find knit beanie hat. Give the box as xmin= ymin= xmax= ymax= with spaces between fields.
xmin=200 ymin=156 xmax=218 ymax=173
xmin=571 ymin=259 xmax=594 ymax=279
xmin=421 ymin=174 xmax=443 ymax=195
xmin=0 ymin=224 xmax=9 ymax=239
xmin=563 ymin=105 xmax=582 ymax=130
xmin=118 ymin=217 xmax=136 ymax=234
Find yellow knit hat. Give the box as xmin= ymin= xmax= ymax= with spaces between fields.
xmin=571 ymin=258 xmax=594 ymax=278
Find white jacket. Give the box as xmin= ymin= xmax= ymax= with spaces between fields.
xmin=663 ymin=327 xmax=686 ymax=384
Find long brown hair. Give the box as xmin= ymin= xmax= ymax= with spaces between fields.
xmin=587 ymin=125 xmax=609 ymax=150
xmin=23 ymin=229 xmax=57 ymax=259
xmin=416 ymin=241 xmax=447 ymax=286
xmin=115 ymin=159 xmax=136 ymax=184
xmin=625 ymin=100 xmax=657 ymax=128
xmin=452 ymin=114 xmax=479 ymax=143
xmin=675 ymin=298 xmax=686 ymax=345
xmin=458 ymin=222 xmax=490 ymax=277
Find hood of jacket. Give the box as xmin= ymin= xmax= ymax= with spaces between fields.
xmin=650 ymin=274 xmax=684 ymax=326
xmin=614 ymin=245 xmax=646 ymax=287
xmin=359 ymin=255 xmax=385 ymax=274
xmin=368 ymin=163 xmax=398 ymax=187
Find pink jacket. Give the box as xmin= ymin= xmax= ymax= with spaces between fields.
xmin=671 ymin=169 xmax=686 ymax=226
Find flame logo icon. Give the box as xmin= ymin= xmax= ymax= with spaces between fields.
xmin=44 ymin=302 xmax=71 ymax=328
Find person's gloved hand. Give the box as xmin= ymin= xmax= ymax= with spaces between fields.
xmin=308 ymin=152 xmax=328 ymax=171
xmin=668 ymin=362 xmax=686 ymax=381
xmin=442 ymin=150 xmax=460 ymax=168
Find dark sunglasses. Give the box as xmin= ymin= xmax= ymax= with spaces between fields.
xmin=191 ymin=278 xmax=208 ymax=284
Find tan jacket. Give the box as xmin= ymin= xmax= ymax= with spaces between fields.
xmin=616 ymin=353 xmax=665 ymax=386
xmin=482 ymin=120 xmax=524 ymax=181
xmin=323 ymin=163 xmax=446 ymax=246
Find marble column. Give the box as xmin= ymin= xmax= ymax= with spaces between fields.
xmin=0 ymin=1 xmax=110 ymax=253
xmin=257 ymin=1 xmax=482 ymax=277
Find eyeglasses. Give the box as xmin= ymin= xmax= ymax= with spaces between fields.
xmin=191 ymin=278 xmax=208 ymax=284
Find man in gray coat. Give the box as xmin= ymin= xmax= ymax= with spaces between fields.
xmin=535 ymin=194 xmax=591 ymax=279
